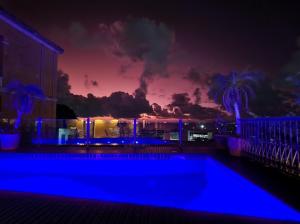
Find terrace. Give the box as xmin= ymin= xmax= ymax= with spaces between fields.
xmin=1 ymin=2 xmax=300 ymax=223
xmin=0 ymin=116 xmax=299 ymax=224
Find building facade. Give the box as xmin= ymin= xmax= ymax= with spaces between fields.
xmin=0 ymin=9 xmax=63 ymax=119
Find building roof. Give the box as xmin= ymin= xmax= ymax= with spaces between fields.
xmin=0 ymin=8 xmax=63 ymax=54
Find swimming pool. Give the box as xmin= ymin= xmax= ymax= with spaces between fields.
xmin=0 ymin=153 xmax=299 ymax=222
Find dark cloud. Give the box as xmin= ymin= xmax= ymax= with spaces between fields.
xmin=193 ymin=88 xmax=201 ymax=105
xmin=84 ymin=75 xmax=98 ymax=89
xmin=166 ymin=92 xmax=222 ymax=119
xmin=112 ymin=18 xmax=174 ymax=94
xmin=66 ymin=18 xmax=175 ymax=96
xmin=91 ymin=80 xmax=98 ymax=87
xmin=184 ymin=68 xmax=211 ymax=86
xmin=184 ymin=68 xmax=201 ymax=84
xmin=134 ymin=77 xmax=149 ymax=98
xmin=169 ymin=93 xmax=190 ymax=109
xmin=282 ymin=37 xmax=300 ymax=75
xmin=68 ymin=22 xmax=113 ymax=50
xmin=280 ymin=39 xmax=300 ymax=105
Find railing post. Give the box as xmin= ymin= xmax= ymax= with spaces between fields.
xmin=133 ymin=118 xmax=137 ymax=145
xmin=296 ymin=120 xmax=299 ymax=170
xmin=289 ymin=120 xmax=294 ymax=166
xmin=178 ymin=119 xmax=183 ymax=148
xmin=86 ymin=117 xmax=90 ymax=149
xmin=37 ymin=117 xmax=42 ymax=147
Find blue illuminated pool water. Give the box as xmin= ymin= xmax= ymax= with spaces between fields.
xmin=0 ymin=153 xmax=299 ymax=222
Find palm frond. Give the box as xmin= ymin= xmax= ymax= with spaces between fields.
xmin=208 ymin=71 xmax=260 ymax=114
xmin=4 ymin=81 xmax=45 ymax=115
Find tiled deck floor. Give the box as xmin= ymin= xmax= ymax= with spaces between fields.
xmin=0 ymin=190 xmax=294 ymax=224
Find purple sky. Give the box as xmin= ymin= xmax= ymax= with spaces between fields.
xmin=2 ymin=0 xmax=300 ymax=107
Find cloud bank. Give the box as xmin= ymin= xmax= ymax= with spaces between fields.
xmin=68 ymin=18 xmax=175 ymax=97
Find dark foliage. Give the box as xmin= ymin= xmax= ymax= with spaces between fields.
xmin=56 ymin=104 xmax=77 ymax=119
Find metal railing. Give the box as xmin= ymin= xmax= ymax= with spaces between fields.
xmin=0 ymin=117 xmax=215 ymax=147
xmin=240 ymin=117 xmax=300 ymax=174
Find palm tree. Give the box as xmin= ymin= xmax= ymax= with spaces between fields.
xmin=2 ymin=81 xmax=45 ymax=130
xmin=208 ymin=71 xmax=259 ymax=135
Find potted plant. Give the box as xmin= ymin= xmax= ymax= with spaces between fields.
xmin=0 ymin=119 xmax=20 ymax=150
xmin=208 ymin=71 xmax=259 ymax=156
xmin=0 ymin=81 xmax=45 ymax=150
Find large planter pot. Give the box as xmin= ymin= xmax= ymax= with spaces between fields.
xmin=227 ymin=136 xmax=243 ymax=157
xmin=0 ymin=133 xmax=20 ymax=150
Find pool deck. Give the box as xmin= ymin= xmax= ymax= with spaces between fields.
xmin=0 ymin=144 xmax=299 ymax=224
xmin=0 ymin=190 xmax=295 ymax=224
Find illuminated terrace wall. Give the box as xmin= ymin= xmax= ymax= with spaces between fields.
xmin=0 ymin=11 xmax=62 ymax=119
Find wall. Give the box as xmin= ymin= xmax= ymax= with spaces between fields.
xmin=0 ymin=18 xmax=59 ymax=119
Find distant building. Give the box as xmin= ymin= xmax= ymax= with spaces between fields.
xmin=62 ymin=116 xmax=215 ymax=143
xmin=0 ymin=9 xmax=63 ymax=119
